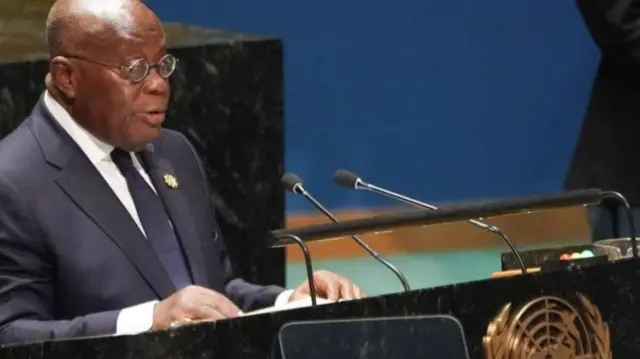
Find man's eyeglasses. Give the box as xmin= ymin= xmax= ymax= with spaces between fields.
xmin=62 ymin=53 xmax=178 ymax=83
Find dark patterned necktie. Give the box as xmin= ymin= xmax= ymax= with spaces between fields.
xmin=111 ymin=148 xmax=192 ymax=290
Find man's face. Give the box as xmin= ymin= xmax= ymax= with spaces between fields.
xmin=63 ymin=19 xmax=171 ymax=150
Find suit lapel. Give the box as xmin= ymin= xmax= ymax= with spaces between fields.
xmin=139 ymin=146 xmax=209 ymax=287
xmin=29 ymin=98 xmax=176 ymax=299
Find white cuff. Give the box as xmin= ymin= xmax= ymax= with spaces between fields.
xmin=274 ymin=289 xmax=294 ymax=307
xmin=116 ymin=300 xmax=158 ymax=335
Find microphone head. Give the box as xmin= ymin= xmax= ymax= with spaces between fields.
xmin=281 ymin=173 xmax=304 ymax=194
xmin=333 ymin=169 xmax=362 ymax=189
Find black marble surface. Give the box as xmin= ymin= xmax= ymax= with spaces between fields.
xmin=166 ymin=41 xmax=284 ymax=286
xmin=1 ymin=258 xmax=639 ymax=358
xmin=0 ymin=3 xmax=284 ymax=286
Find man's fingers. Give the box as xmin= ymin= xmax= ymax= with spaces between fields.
xmin=321 ymin=271 xmax=354 ymax=300
xmin=318 ymin=276 xmax=340 ymax=301
xmin=338 ymin=279 xmax=356 ymax=300
xmin=352 ymin=284 xmax=364 ymax=299
xmin=196 ymin=289 xmax=242 ymax=318
xmin=214 ymin=296 xmax=243 ymax=318
xmin=182 ymin=300 xmax=225 ymax=320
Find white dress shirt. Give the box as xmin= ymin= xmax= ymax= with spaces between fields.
xmin=43 ymin=91 xmax=292 ymax=335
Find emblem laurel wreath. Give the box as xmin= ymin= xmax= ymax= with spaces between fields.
xmin=482 ymin=295 xmax=611 ymax=359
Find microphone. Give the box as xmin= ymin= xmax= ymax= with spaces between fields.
xmin=282 ymin=173 xmax=412 ymax=292
xmin=333 ymin=169 xmax=527 ymax=274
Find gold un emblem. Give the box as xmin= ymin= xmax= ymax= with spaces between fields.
xmin=483 ymin=294 xmax=611 ymax=359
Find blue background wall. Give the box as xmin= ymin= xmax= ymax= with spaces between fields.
xmin=148 ymin=0 xmax=600 ymax=213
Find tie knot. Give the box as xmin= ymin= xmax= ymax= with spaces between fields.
xmin=111 ymin=148 xmax=135 ymax=174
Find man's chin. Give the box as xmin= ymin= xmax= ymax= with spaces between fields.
xmin=125 ymin=131 xmax=161 ymax=152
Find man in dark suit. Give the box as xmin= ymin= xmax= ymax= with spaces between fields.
xmin=565 ymin=0 xmax=640 ymax=239
xmin=0 ymin=0 xmax=362 ymax=344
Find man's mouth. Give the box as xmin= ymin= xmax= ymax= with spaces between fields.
xmin=147 ymin=108 xmax=166 ymax=115
xmin=143 ymin=110 xmax=166 ymax=125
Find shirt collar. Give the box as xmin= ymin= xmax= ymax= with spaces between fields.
xmin=43 ymin=90 xmax=114 ymax=164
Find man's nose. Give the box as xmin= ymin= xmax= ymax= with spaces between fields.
xmin=142 ymin=69 xmax=169 ymax=95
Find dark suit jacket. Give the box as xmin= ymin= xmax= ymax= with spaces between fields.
xmin=565 ymin=0 xmax=640 ymax=202
xmin=0 ymin=97 xmax=284 ymax=344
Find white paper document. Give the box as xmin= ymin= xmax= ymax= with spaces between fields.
xmin=241 ymin=297 xmax=336 ymax=317
xmin=172 ymin=297 xmax=340 ymax=328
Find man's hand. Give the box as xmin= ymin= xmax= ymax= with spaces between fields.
xmin=152 ymin=285 xmax=242 ymax=330
xmin=289 ymin=270 xmax=364 ymax=302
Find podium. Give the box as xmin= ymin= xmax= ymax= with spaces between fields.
xmin=278 ymin=315 xmax=469 ymax=358
xmin=1 ymin=190 xmax=639 ymax=358
xmin=1 ymin=260 xmax=638 ymax=358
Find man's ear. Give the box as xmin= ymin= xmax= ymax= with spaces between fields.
xmin=48 ymin=57 xmax=77 ymax=99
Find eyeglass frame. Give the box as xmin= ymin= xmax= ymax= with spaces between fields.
xmin=58 ymin=53 xmax=178 ymax=83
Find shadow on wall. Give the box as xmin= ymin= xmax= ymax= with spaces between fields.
xmin=148 ymin=0 xmax=600 ymax=212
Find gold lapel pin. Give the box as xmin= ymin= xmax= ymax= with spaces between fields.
xmin=163 ymin=174 xmax=179 ymax=189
